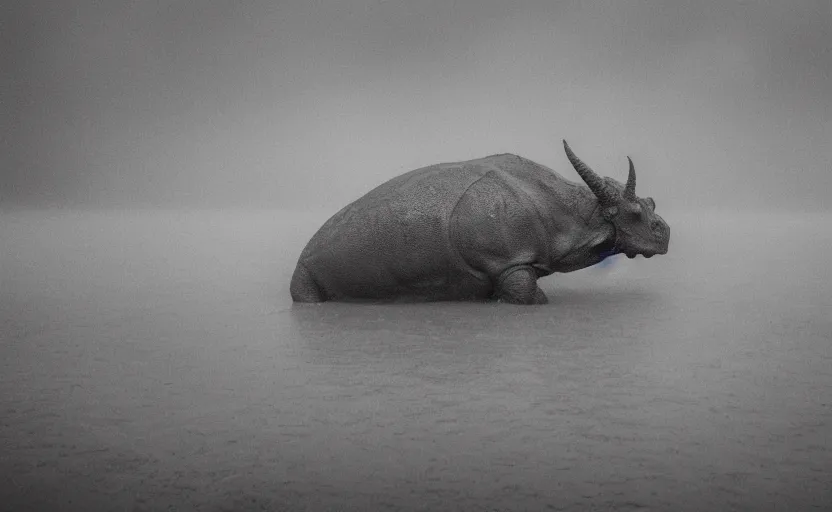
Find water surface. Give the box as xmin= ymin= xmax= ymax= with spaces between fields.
xmin=1 ymin=209 xmax=830 ymax=511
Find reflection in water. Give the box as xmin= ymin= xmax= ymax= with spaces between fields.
xmin=1 ymin=210 xmax=830 ymax=511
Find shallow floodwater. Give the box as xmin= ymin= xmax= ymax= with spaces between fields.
xmin=1 ymin=209 xmax=830 ymax=511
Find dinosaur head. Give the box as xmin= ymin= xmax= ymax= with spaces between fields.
xmin=563 ymin=140 xmax=670 ymax=259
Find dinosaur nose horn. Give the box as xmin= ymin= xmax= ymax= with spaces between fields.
xmin=562 ymin=140 xmax=617 ymax=206
xmin=623 ymin=156 xmax=637 ymax=201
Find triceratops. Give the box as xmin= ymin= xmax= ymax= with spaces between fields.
xmin=290 ymin=140 xmax=669 ymax=305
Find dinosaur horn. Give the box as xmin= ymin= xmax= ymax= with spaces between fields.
xmin=623 ymin=156 xmax=637 ymax=200
xmin=562 ymin=140 xmax=617 ymax=205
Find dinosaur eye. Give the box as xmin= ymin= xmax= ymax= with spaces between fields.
xmin=645 ymin=198 xmax=656 ymax=210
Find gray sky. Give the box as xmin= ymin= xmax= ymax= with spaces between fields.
xmin=4 ymin=0 xmax=831 ymax=211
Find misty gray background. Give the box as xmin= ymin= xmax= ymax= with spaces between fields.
xmin=4 ymin=0 xmax=830 ymax=212
xmin=3 ymin=3 xmax=832 ymax=510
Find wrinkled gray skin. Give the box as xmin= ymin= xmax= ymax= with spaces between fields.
xmin=291 ymin=140 xmax=670 ymax=305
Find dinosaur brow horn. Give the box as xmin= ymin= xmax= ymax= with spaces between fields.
xmin=624 ymin=156 xmax=637 ymax=200
xmin=562 ymin=140 xmax=617 ymax=206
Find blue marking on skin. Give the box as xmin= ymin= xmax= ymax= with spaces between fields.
xmin=597 ymin=248 xmax=617 ymax=268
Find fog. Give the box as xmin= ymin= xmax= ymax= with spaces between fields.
xmin=3 ymin=4 xmax=832 ymax=508
xmin=4 ymin=0 xmax=831 ymax=212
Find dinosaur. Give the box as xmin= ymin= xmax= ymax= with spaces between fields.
xmin=290 ymin=140 xmax=670 ymax=304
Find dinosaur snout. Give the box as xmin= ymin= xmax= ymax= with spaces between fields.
xmin=650 ymin=220 xmax=663 ymax=236
xmin=652 ymin=219 xmax=670 ymax=254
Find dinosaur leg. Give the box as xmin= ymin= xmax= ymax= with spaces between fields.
xmin=494 ymin=265 xmax=548 ymax=305
xmin=290 ymin=263 xmax=326 ymax=302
